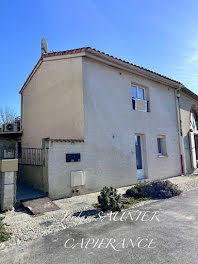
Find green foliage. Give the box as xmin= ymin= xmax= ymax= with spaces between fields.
xmin=120 ymin=197 xmax=136 ymax=209
xmin=0 ymin=216 xmax=10 ymax=243
xmin=97 ymin=180 xmax=180 ymax=213
xmin=126 ymin=180 xmax=182 ymax=200
xmin=126 ymin=182 xmax=148 ymax=199
xmin=98 ymin=186 xmax=122 ymax=211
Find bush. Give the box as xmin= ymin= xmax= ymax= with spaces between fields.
xmin=0 ymin=217 xmax=10 ymax=243
xmin=98 ymin=186 xmax=122 ymax=211
xmin=125 ymin=182 xmax=148 ymax=199
xmin=145 ymin=180 xmax=182 ymax=199
xmin=126 ymin=180 xmax=182 ymax=200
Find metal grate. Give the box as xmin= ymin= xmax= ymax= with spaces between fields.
xmin=19 ymin=148 xmax=43 ymax=166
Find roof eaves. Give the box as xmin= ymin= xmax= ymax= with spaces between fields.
xmin=51 ymin=139 xmax=84 ymax=143
xmin=86 ymin=48 xmax=184 ymax=88
xmin=42 ymin=47 xmax=90 ymax=59
xmin=19 ymin=47 xmax=90 ymax=94
xmin=181 ymin=87 xmax=198 ymax=101
xmin=19 ymin=57 xmax=42 ymax=94
xmin=19 ymin=46 xmax=185 ymax=94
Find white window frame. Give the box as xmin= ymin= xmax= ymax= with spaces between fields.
xmin=132 ymin=84 xmax=148 ymax=112
xmin=132 ymin=85 xmax=146 ymax=100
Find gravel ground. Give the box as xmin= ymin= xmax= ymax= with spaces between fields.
xmin=0 ymin=175 xmax=198 ymax=251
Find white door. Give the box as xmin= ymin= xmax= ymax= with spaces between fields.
xmin=135 ymin=135 xmax=145 ymax=179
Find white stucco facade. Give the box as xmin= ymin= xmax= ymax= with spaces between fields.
xmin=46 ymin=56 xmax=181 ymax=199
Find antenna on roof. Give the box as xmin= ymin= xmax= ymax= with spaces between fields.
xmin=41 ymin=38 xmax=48 ymax=55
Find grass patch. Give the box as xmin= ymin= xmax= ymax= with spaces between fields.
xmin=121 ymin=196 xmax=150 ymax=209
xmin=0 ymin=216 xmax=10 ymax=243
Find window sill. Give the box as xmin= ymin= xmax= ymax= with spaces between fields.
xmin=158 ymin=155 xmax=168 ymax=158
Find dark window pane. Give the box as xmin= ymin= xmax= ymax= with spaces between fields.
xmin=147 ymin=101 xmax=149 ymax=112
xmin=157 ymin=138 xmax=162 ymax=154
xmin=18 ymin=142 xmax=22 ymax=159
xmin=135 ymin=136 xmax=143 ymax=169
xmin=132 ymin=98 xmax=135 ymax=110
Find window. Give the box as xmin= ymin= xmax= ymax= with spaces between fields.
xmin=132 ymin=85 xmax=145 ymax=100
xmin=190 ymin=111 xmax=198 ymax=131
xmin=131 ymin=85 xmax=149 ymax=112
xmin=157 ymin=136 xmax=167 ymax=156
xmin=157 ymin=138 xmax=162 ymax=155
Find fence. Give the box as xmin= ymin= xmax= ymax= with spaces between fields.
xmin=18 ymin=148 xmax=43 ymax=166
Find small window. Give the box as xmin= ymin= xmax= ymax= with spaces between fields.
xmin=131 ymin=85 xmax=145 ymax=100
xmin=131 ymin=85 xmax=148 ymax=112
xmin=157 ymin=138 xmax=162 ymax=155
xmin=157 ymin=136 xmax=167 ymax=156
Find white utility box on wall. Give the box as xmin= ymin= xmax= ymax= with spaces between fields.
xmin=71 ymin=170 xmax=85 ymax=187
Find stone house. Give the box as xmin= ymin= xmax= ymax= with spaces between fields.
xmin=18 ymin=47 xmax=197 ymax=199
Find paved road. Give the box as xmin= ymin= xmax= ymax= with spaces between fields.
xmin=1 ymin=189 xmax=198 ymax=264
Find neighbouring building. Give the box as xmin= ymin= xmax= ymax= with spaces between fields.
xmin=0 ymin=119 xmax=22 ymax=160
xmin=179 ymin=88 xmax=198 ymax=174
xmin=18 ymin=47 xmax=197 ymax=199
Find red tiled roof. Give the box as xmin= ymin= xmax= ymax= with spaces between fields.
xmin=51 ymin=139 xmax=84 ymax=143
xmin=88 ymin=48 xmax=183 ymax=85
xmin=20 ymin=46 xmax=184 ymax=94
xmin=42 ymin=47 xmax=183 ymax=86
xmin=42 ymin=47 xmax=90 ymax=58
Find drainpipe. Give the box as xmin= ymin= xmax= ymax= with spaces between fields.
xmin=175 ymin=85 xmax=187 ymax=175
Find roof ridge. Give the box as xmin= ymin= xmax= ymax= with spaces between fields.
xmin=42 ymin=46 xmax=91 ymax=58
xmin=43 ymin=46 xmax=183 ymax=86
xmin=20 ymin=46 xmax=187 ymax=94
xmin=87 ymin=48 xmax=183 ymax=85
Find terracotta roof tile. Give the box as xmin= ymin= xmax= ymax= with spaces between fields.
xmin=51 ymin=139 xmax=84 ymax=143
xmin=20 ymin=46 xmax=185 ymax=94
xmin=42 ymin=46 xmax=183 ymax=85
xmin=88 ymin=48 xmax=183 ymax=85
xmin=42 ymin=47 xmax=90 ymax=58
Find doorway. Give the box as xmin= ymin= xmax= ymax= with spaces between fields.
xmin=135 ymin=135 xmax=145 ymax=180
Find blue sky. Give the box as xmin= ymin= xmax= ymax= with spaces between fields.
xmin=1 ymin=0 xmax=198 ymax=115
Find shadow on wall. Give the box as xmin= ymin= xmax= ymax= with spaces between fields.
xmin=18 ymin=164 xmax=45 ymax=192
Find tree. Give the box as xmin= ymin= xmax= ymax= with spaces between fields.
xmin=0 ymin=106 xmax=17 ymax=126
